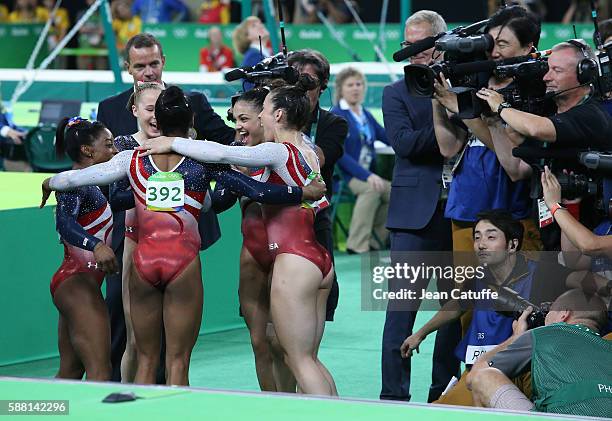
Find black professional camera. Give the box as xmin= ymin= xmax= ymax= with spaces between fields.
xmin=396 ymin=20 xmax=493 ymax=98
xmin=224 ymin=52 xmax=299 ymax=85
xmin=595 ymin=42 xmax=612 ymax=97
xmin=495 ymin=287 xmax=550 ymax=330
xmin=511 ymin=147 xmax=612 ymax=200
xmin=456 ymin=57 xmax=556 ymax=119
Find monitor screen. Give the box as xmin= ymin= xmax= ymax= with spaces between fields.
xmin=39 ymin=100 xmax=82 ymax=125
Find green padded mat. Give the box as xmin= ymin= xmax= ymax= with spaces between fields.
xmin=0 ymin=377 xmax=582 ymax=421
xmin=0 ymin=172 xmax=57 ymax=210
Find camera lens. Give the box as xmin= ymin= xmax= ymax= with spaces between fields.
xmin=404 ymin=64 xmax=437 ymax=97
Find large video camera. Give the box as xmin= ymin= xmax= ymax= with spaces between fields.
xmin=224 ymin=52 xmax=299 ymax=86
xmin=455 ymin=56 xmax=555 ymax=119
xmin=495 ymin=287 xmax=550 ymax=330
xmin=394 ymin=16 xmax=554 ymax=119
xmin=395 ymin=19 xmax=492 ymax=98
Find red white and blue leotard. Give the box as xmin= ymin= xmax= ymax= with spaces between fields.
xmin=48 ymin=146 xmax=309 ymax=289
xmin=51 ymin=186 xmax=113 ymax=296
xmin=171 ymin=136 xmax=332 ymax=276
xmin=127 ymin=151 xmax=209 ymax=288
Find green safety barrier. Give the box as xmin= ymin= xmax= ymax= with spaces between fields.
xmin=0 ymin=23 xmax=601 ymax=71
xmin=0 ymin=173 xmax=244 ymax=366
xmin=0 ymin=378 xmax=566 ymax=421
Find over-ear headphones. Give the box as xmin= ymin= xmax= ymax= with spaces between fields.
xmin=566 ymin=39 xmax=598 ymax=85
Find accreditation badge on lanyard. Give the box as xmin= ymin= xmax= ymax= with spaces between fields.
xmin=146 ymin=172 xmax=185 ymax=212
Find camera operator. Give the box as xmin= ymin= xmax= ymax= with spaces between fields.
xmin=467 ymin=289 xmax=611 ymax=417
xmin=478 ymin=39 xmax=612 ymax=251
xmin=433 ymin=6 xmax=542 ymax=254
xmin=477 ymin=40 xmax=612 ymax=173
xmin=400 ymin=209 xmax=571 ymax=406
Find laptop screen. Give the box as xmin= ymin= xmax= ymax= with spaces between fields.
xmin=39 ymin=100 xmax=82 ymax=125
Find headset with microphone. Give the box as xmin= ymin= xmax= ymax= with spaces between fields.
xmin=543 ymin=40 xmax=599 ymax=100
xmin=566 ymin=39 xmax=598 ymax=85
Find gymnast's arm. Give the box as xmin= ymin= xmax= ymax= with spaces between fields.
xmin=109 ymin=179 xmax=135 ymax=212
xmin=210 ymin=180 xmax=239 ymax=214
xmin=138 ymin=137 xmax=289 ymax=168
xmin=41 ymin=151 xmax=132 ymax=208
xmin=47 ymin=150 xmax=132 ymax=191
xmin=48 ymin=151 xmax=134 ymax=191
xmin=212 ymin=166 xmax=304 ymax=205
xmin=55 ymin=191 xmax=101 ymax=252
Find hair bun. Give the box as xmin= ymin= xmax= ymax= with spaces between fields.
xmin=295 ymin=73 xmax=317 ymax=93
xmin=162 ymin=85 xmax=191 ymax=110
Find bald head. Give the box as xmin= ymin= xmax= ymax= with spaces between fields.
xmin=545 ymin=289 xmax=608 ymax=332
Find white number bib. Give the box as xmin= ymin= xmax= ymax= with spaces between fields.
xmin=146 ymin=172 xmax=184 ymax=212
xmin=465 ymin=344 xmax=497 ymax=365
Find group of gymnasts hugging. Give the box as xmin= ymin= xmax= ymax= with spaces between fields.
xmin=40 ymin=70 xmax=339 ymax=396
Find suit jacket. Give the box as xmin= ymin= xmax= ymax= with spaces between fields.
xmin=305 ymin=107 xmax=347 ymax=199
xmin=382 ymin=79 xmax=444 ymax=231
xmin=97 ymin=87 xmax=235 ymax=251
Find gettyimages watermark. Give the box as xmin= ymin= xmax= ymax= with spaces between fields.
xmin=361 ymin=251 xmax=491 ymax=311
xmin=360 ymin=251 xmax=612 ymax=312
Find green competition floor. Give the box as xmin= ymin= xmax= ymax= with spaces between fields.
xmin=0 ymin=377 xmax=575 ymax=421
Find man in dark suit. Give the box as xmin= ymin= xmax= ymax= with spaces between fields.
xmin=380 ymin=11 xmax=461 ymax=402
xmin=288 ymin=49 xmax=347 ymax=321
xmin=97 ymin=33 xmax=235 ymax=382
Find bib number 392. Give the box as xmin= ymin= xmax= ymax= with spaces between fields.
xmin=146 ymin=172 xmax=184 ymax=212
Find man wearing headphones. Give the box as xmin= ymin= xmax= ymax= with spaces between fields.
xmin=477 ymin=40 xmax=612 ymax=250
xmin=477 ymin=40 xmax=612 ymax=175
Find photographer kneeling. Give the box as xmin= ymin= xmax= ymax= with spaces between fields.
xmin=400 ymin=209 xmax=571 ymax=406
xmin=467 ymin=289 xmax=611 ymax=417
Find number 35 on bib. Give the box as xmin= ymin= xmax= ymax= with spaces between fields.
xmin=146 ymin=172 xmax=185 ymax=212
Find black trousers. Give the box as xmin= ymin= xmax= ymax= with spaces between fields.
xmin=314 ymin=207 xmax=339 ymax=321
xmin=380 ymin=208 xmax=461 ymax=402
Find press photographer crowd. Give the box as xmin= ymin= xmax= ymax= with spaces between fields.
xmin=4 ymin=0 xmax=612 ymax=417
xmin=382 ymin=1 xmax=612 ymax=416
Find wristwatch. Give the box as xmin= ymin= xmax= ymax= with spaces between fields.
xmin=497 ymin=102 xmax=512 ymax=115
xmin=550 ymin=202 xmax=567 ymax=217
